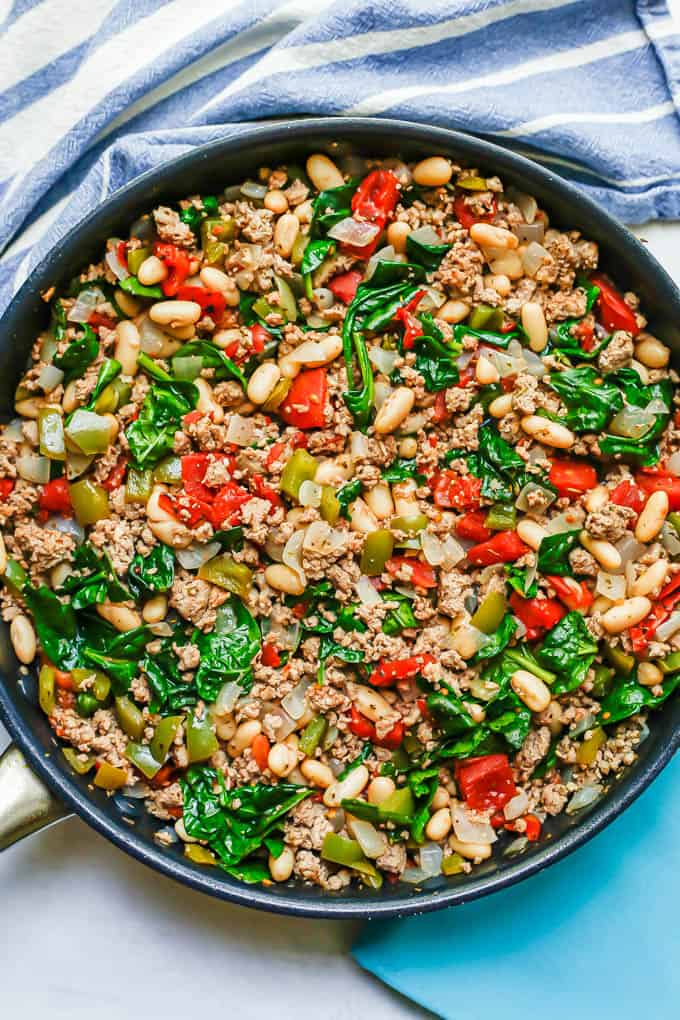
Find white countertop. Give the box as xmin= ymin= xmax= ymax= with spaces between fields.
xmin=1 ymin=220 xmax=679 ymax=1019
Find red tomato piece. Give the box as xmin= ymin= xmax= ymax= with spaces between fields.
xmin=341 ymin=170 xmax=400 ymax=257
xmin=453 ymin=194 xmax=497 ymax=231
xmin=524 ymin=814 xmax=542 ymax=842
xmin=176 ymin=285 xmax=226 ymax=324
xmin=548 ymin=460 xmax=598 ymax=499
xmin=101 ymin=457 xmax=128 ymax=492
xmin=431 ymin=391 xmax=449 ymax=423
xmin=386 ymin=556 xmax=437 ymax=589
xmin=455 ymin=510 xmax=492 ymax=543
xmin=455 ymin=754 xmax=517 ymax=812
xmin=431 ymin=470 xmax=482 ymax=510
xmin=39 ymin=477 xmax=72 ymax=515
xmin=590 ymin=273 xmax=640 ymax=337
xmin=635 ymin=472 xmax=680 ymax=511
xmin=260 ymin=642 xmax=281 ymax=668
xmin=278 ymin=368 xmax=327 ymax=429
xmin=610 ymin=480 xmax=646 ymax=516
xmin=88 ymin=311 xmax=117 ymax=330
xmin=251 ymin=734 xmax=271 ymax=772
xmin=116 ymin=240 xmax=128 ymax=270
xmin=251 ymin=474 xmax=283 ymax=509
xmin=348 ymin=705 xmax=375 ymax=740
xmin=154 ymin=242 xmax=191 ymax=297
xmin=509 ymin=591 xmax=566 ymax=634
xmin=328 ymin=270 xmax=363 ymax=305
xmin=210 ymin=481 xmax=251 ymax=527
xmin=250 ymin=323 xmax=270 ymax=353
xmin=467 ymin=530 xmax=528 ymax=566
xmin=0 ymin=479 xmax=15 ymax=500
xmin=546 ymin=575 xmax=594 ymax=612
xmin=369 ymin=654 xmax=436 ymax=687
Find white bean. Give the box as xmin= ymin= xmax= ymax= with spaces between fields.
xmin=516 ymin=518 xmax=547 ymax=551
xmin=488 ymin=393 xmax=513 ymax=418
xmin=148 ymin=519 xmax=194 ymax=548
xmin=137 ymin=255 xmax=168 ymax=286
xmin=635 ymin=335 xmax=669 ymax=368
xmin=264 ymin=190 xmax=288 ymax=214
xmin=412 ymin=156 xmax=452 ymax=187
xmin=584 ymin=485 xmax=609 ymax=513
xmin=373 ymin=386 xmax=415 ymax=434
xmin=269 ymin=846 xmax=295 ymax=882
xmin=306 ymin=153 xmax=344 ymax=191
xmin=431 ymin=786 xmax=450 ymax=811
xmin=425 ymin=807 xmax=453 ymax=841
xmin=386 ymin=221 xmax=410 ymax=253
xmin=96 ymin=601 xmax=142 ymax=633
xmin=638 ymin=662 xmax=664 ymax=687
xmin=399 ymin=437 xmax=418 ymax=459
xmin=264 ymin=563 xmax=305 ymax=596
xmin=601 ymin=596 xmax=652 ymax=634
xmin=364 ymin=483 xmax=394 ymax=520
xmin=323 ymin=764 xmax=369 ymax=807
xmin=579 ymin=532 xmax=621 ymax=572
xmin=274 ymin=213 xmax=300 ymax=259
xmin=630 ymin=559 xmax=668 ymax=597
xmin=10 ymin=615 xmax=36 ymax=664
xmin=300 ymin=759 xmax=335 ymax=788
xmin=247 ymin=362 xmax=281 ymax=405
xmin=115 ymin=289 xmax=141 ymax=318
xmin=438 ymin=300 xmax=470 ymax=324
xmin=448 ymin=835 xmax=492 ymax=861
xmin=114 ymin=320 xmax=141 ymax=376
xmin=227 ymin=719 xmax=261 ymax=757
xmin=352 ymin=685 xmax=394 ymax=722
xmin=511 ymin=669 xmax=551 ymax=713
xmin=489 ymin=251 xmax=524 ymax=280
xmin=142 ymin=594 xmax=168 ymax=624
xmin=521 ymin=415 xmax=575 ymax=449
xmin=521 ymin=301 xmax=548 ymax=353
xmin=149 ymin=300 xmax=202 ymax=327
xmin=368 ymin=777 xmax=396 ymax=805
xmin=489 ymin=273 xmax=512 ymax=297
xmin=635 ymin=490 xmax=668 ymax=543
xmin=469 ymin=223 xmax=518 ymax=250
xmin=194 ymin=377 xmax=224 ymax=423
xmin=268 ymin=742 xmax=298 ymax=777
xmin=475 ymin=355 xmax=500 ymax=385
xmin=199 ymin=267 xmax=239 ymax=306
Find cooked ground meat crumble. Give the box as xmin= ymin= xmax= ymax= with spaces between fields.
xmin=3 ymin=150 xmax=677 ymax=892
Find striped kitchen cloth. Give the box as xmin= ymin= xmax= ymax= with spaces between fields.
xmin=0 ymin=0 xmax=678 ymax=316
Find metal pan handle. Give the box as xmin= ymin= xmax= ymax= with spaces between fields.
xmin=0 ymin=744 xmax=72 ymax=850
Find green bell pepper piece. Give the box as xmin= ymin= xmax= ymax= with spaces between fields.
xmin=126 ymin=247 xmax=151 ymax=277
xmin=591 ymin=665 xmax=615 ymax=698
xmin=119 ymin=277 xmax=163 ymax=299
xmin=456 ymin=175 xmax=488 ymax=191
xmin=262 ymin=377 xmax=291 ymax=412
xmin=320 ymin=833 xmax=383 ymax=889
xmin=391 ymin=513 xmax=428 ymax=534
xmin=441 ymin=852 xmax=466 ymax=875
xmin=197 ymin=554 xmax=253 ymax=598
xmin=280 ymin=449 xmax=318 ymax=500
xmin=299 ymin=716 xmax=327 ymax=757
xmin=65 ymin=409 xmax=112 ymax=455
xmin=72 ymin=668 xmax=110 ymax=703
xmin=38 ymin=406 xmax=65 ymax=461
xmin=125 ymin=741 xmax=162 ymax=779
xmin=76 ymin=692 xmax=99 ymax=717
xmin=39 ymin=665 xmax=55 ymax=716
xmin=360 ymin=529 xmax=394 ymax=576
xmin=153 ymin=455 xmax=183 ymax=485
xmin=201 ymin=216 xmax=236 ymax=250
xmin=125 ymin=467 xmax=153 ymax=503
xmin=3 ymin=558 xmax=28 ymax=598
xmin=186 ymin=710 xmax=219 ymax=763
xmin=150 ymin=715 xmax=183 ymax=764
xmin=185 ymin=844 xmax=217 ymax=866
xmin=603 ymin=643 xmax=635 ymax=677
xmin=485 ymin=503 xmax=517 ymax=531
xmin=115 ymin=695 xmax=145 ymax=741
xmin=657 ymin=650 xmax=680 ymax=674
xmin=377 ymin=787 xmax=415 ymax=824
xmin=69 ymin=478 xmax=110 ymax=526
xmin=470 ymin=592 xmax=507 ymax=635
xmin=468 ymin=304 xmax=504 ymax=331
xmin=320 ymin=485 xmax=341 ymax=525
xmin=667 ymin=512 xmax=680 ymax=537
xmin=61 ymin=747 xmax=95 ymax=775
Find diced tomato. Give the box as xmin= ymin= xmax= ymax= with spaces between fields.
xmin=549 ymin=460 xmax=598 ymax=500
xmin=278 ymin=368 xmax=327 ymax=429
xmin=573 ymin=319 xmax=597 ymax=352
xmin=183 ymin=410 xmax=204 ymax=426
xmin=250 ymin=323 xmax=270 ymax=353
xmin=328 ymin=270 xmax=363 ymax=305
xmin=395 ymin=309 xmax=423 ymax=351
xmin=546 ymin=575 xmax=593 ymax=612
xmin=417 ymin=698 xmax=428 ymax=717
xmin=590 ymin=273 xmax=639 ymax=337
xmin=386 ymin=556 xmax=437 ymax=589
xmin=150 ymin=764 xmax=177 ymax=789
xmin=348 ymin=707 xmax=404 ymax=749
xmin=467 ymin=530 xmax=528 ymax=566
xmin=88 ymin=311 xmax=117 ymax=330
xmin=211 ymin=480 xmax=251 ymax=526
xmin=260 ymin=642 xmax=281 ymax=668
xmin=341 ymin=170 xmax=400 ymax=257
xmin=176 ymin=285 xmax=226 ymax=324
xmin=376 ymin=720 xmax=405 ymax=750
xmin=455 ymin=510 xmax=492 ymax=543
xmin=509 ymin=591 xmax=566 ymax=636
xmin=116 ymin=240 xmax=128 ymax=270
xmin=611 ymin=479 xmax=646 ymax=516
xmin=456 ymin=364 xmax=476 ymax=388
xmin=369 ymin=654 xmax=436 ymax=687
xmin=455 ymin=754 xmax=517 ymax=812
xmin=0 ymin=479 xmax=15 ymax=500
xmin=265 ymin=442 xmax=285 ymax=469
xmin=101 ymin=457 xmax=128 ymax=493
xmin=39 ymin=477 xmax=72 ymax=515
xmin=251 ymin=733 xmax=271 ymax=772
xmin=54 ymin=669 xmax=73 ymax=691
xmin=154 ymin=242 xmax=191 ymax=297
xmin=659 ymin=574 xmax=680 ymax=606
xmin=629 ymin=604 xmax=664 ymax=655
xmin=524 ymin=814 xmax=542 ymax=842
xmin=635 ymin=471 xmax=680 ymax=511
xmin=453 ymin=194 xmax=497 ymax=231
xmin=251 ymin=473 xmax=283 ymax=509
xmin=431 ymin=470 xmax=482 ymax=510
xmin=432 ymin=391 xmax=449 ymax=423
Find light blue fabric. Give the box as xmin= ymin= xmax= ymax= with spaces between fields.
xmin=354 ymin=755 xmax=680 ymax=1019
xmin=1 ymin=0 xmax=679 ymax=318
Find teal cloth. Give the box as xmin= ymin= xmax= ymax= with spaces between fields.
xmin=353 ymin=756 xmax=680 ymax=1019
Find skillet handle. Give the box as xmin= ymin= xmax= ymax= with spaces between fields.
xmin=0 ymin=744 xmax=72 ymax=850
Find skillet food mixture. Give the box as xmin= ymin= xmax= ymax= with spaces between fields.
xmin=3 ymin=152 xmax=680 ymax=890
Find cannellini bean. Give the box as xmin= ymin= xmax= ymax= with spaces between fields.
xmin=174 ymin=818 xmax=197 ymax=843
xmin=590 ymin=595 xmax=614 ymax=615
xmin=264 ymin=189 xmax=288 ymax=214
xmin=216 ymin=717 xmax=236 ymax=741
xmin=489 ymin=251 xmax=524 ymax=280
xmin=349 ymin=498 xmax=379 ymax=535
xmin=579 ymin=531 xmax=621 ymax=572
xmin=62 ymin=381 xmax=80 ymax=415
xmin=490 ymin=273 xmax=512 ymax=297
xmin=285 ymin=335 xmax=343 ymax=369
xmin=142 ymin=594 xmax=168 ymax=624
xmin=274 ymin=213 xmax=300 ymax=259
xmin=194 ymin=377 xmax=224 ymax=423
xmin=521 ymin=301 xmax=548 ymax=353
xmin=294 ymin=199 xmax=314 ymax=224
xmin=438 ymin=299 xmax=470 ymax=324
xmin=516 ymin=518 xmax=547 ymax=551
xmin=96 ymin=601 xmax=142 ymax=633
xmin=314 ymin=457 xmax=351 ymax=485
xmin=412 ymin=156 xmax=452 ymax=187
xmin=137 ymin=255 xmax=168 ymax=286
xmin=475 ymin=355 xmax=500 ymax=385
xmin=521 ymin=415 xmax=575 ymax=449
xmin=635 ymin=335 xmax=670 ymax=369
xmin=638 ymin=662 xmax=664 ymax=687
xmin=10 ymin=615 xmax=36 ymax=664
xmin=227 ymin=720 xmax=262 ymax=757
xmin=601 ymin=596 xmax=652 ymax=634
xmin=373 ymin=386 xmax=415 ymax=434
xmin=300 ymin=759 xmax=335 ymax=788
xmin=511 ymin=669 xmax=551 ymax=713
xmin=268 ymin=742 xmax=298 ymax=777
xmin=635 ymin=490 xmax=668 ymax=543
xmin=367 ymin=777 xmax=396 ymax=805
xmin=392 ymin=479 xmax=418 ymax=516
xmin=148 ymin=519 xmax=194 ymax=548
xmin=352 ymin=686 xmax=394 ymax=722
xmin=0 ymin=532 xmax=6 ymax=575
xmin=542 ymin=701 xmax=564 ymax=737
xmin=247 ymin=362 xmax=281 ymax=405
xmin=306 ymin=153 xmax=344 ymax=191
xmin=323 ymin=764 xmax=369 ymax=807
xmin=448 ymin=835 xmax=492 ymax=862
xmin=278 ymin=352 xmax=303 ymax=379
xmin=364 ymin=483 xmax=395 ymax=520
xmin=584 ymin=485 xmax=609 ymax=513
xmin=115 ymin=288 xmax=141 ymax=318
xmin=470 ymin=222 xmax=518 ymax=250
xmin=149 ymin=300 xmax=202 ymax=327
xmin=431 ymin=786 xmax=450 ymax=811
xmin=199 ymin=267 xmax=239 ymax=305
xmin=630 ymin=559 xmax=668 ymax=597
xmin=264 ymin=563 xmax=305 ymax=596
xmin=488 ymin=393 xmax=513 ymax=418
xmin=426 ymin=807 xmax=453 ymax=841
xmin=399 ymin=437 xmax=418 ymax=458
xmin=114 ymin=320 xmax=141 ymax=376
xmin=269 ymin=846 xmax=295 ymax=882
xmin=386 ymin=221 xmax=410 ymax=253
xmin=15 ymin=397 xmax=45 ymax=419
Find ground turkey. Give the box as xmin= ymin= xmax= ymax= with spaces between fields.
xmin=585 ymin=503 xmax=635 ymax=542
xmin=12 ymin=520 xmax=76 ymax=575
xmin=597 ymin=330 xmax=634 ymax=374
xmin=284 ymin=799 xmax=333 ymax=851
xmin=169 ymin=570 xmax=229 ymax=630
xmin=153 ymin=206 xmax=195 ymax=247
xmin=293 ymin=850 xmax=351 ymax=890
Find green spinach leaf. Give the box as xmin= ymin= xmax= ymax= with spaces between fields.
xmin=127 ymin=545 xmax=175 ymax=600
xmin=53 ymin=324 xmax=99 ymax=384
xmin=548 ymin=366 xmax=623 ymax=432
xmin=537 ymin=529 xmax=581 ymax=577
xmin=537 ymin=611 xmax=598 ymax=694
xmin=194 ymin=598 xmax=261 ymax=702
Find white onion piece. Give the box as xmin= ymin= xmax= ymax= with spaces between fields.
xmin=667 ymin=451 xmax=680 ymax=476
xmin=410 ymin=225 xmax=441 ymax=245
xmin=38 ymin=364 xmax=64 ymax=393
xmin=545 ymin=509 xmax=585 ymax=534
xmin=350 ymin=430 xmax=369 ymax=461
xmin=609 ymin=404 xmax=657 ymax=439
xmin=298 ymin=480 xmax=322 ymax=508
xmin=418 ymin=286 xmax=446 ymax=312
xmin=509 ymin=189 xmax=537 ymax=224
xmin=149 ymin=622 xmax=173 ymax=637
xmin=66 ymin=451 xmax=94 ymax=480
xmin=656 ymin=611 xmax=680 ymax=641
xmin=456 ymin=350 xmax=475 ymax=370
xmin=515 ymin=481 xmax=556 ymax=512
xmin=176 ymin=541 xmax=222 ymax=570
xmin=421 ymin=531 xmax=444 ymax=566
xmin=514 ymin=618 xmax=528 ymax=640
xmin=240 ymin=180 xmax=267 ymax=200
xmin=357 ymin=574 xmax=382 ymax=605
xmin=569 ymin=711 xmax=598 ymax=739
xmin=263 ymin=704 xmax=297 ymax=740
xmin=400 ymin=411 xmax=428 ymax=434
xmin=287 ymin=339 xmax=332 ymax=364
xmin=312 ymin=288 xmax=334 ymax=310
xmin=616 ymin=534 xmax=647 ymax=566
xmin=67 ymin=290 xmax=100 ymax=323
xmin=216 ymin=681 xmax=241 ymax=714
xmin=347 ymin=818 xmax=387 ymax=859
xmin=282 ymin=529 xmax=306 ymax=586
xmin=366 ymin=245 xmax=396 ymax=279
xmin=105 ymin=249 xmax=130 ymax=281
xmin=504 ymin=836 xmax=529 ymax=857
xmin=519 ymin=236 xmax=547 ymax=274
xmin=52 ymin=515 xmax=85 ymax=545
xmin=17 ymin=454 xmax=50 ymax=484
xmin=661 ymin=522 xmax=680 ymax=556
xmin=328 ymin=217 xmax=380 ymax=246
xmin=226 ymin=414 xmax=256 ymax=447
xmin=368 ymin=346 xmax=399 ymax=375
xmin=267 ymin=618 xmax=301 ymax=653
xmin=647 ymin=397 xmax=670 ymax=413
xmin=419 ymin=842 xmax=444 ymax=877
xmin=402 ymin=867 xmax=433 ymax=884
xmin=451 ymin=803 xmax=497 ymax=844
xmin=503 ymin=790 xmax=529 ymax=821
xmin=452 ymin=624 xmax=489 ymax=658
xmin=303 ymin=520 xmax=344 ymax=554
xmin=4 ymin=418 xmax=24 ymax=442
xmin=138 ymin=316 xmax=172 ymax=355
xmin=281 ymin=679 xmax=311 ymax=720
xmin=521 ymin=346 xmax=547 ymax=378
xmin=566 ymin=783 xmax=603 ymax=815
xmin=373 ymin=380 xmax=392 ymax=411
xmin=595 ymin=571 xmax=626 ymax=601
xmin=488 ymin=349 xmax=523 ymax=379
xmin=441 ymin=535 xmax=466 ymax=569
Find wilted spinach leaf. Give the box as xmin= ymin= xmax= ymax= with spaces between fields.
xmin=548 ymin=366 xmax=623 ymax=432
xmin=172 ymin=340 xmax=246 ymax=389
xmin=537 ymin=612 xmax=598 ymax=694
xmin=53 ymin=324 xmax=98 ymax=384
xmin=406 ymin=233 xmax=451 ymax=270
xmin=126 ymin=380 xmax=198 ymax=468
xmin=127 ymin=545 xmax=175 ymax=600
xmin=537 ymin=529 xmax=581 ymax=577
xmin=194 ymin=598 xmax=261 ymax=702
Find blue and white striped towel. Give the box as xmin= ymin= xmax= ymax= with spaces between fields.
xmin=0 ymin=0 xmax=678 ymax=314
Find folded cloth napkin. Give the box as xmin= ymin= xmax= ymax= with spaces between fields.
xmin=1 ymin=0 xmax=679 ymax=314
xmin=353 ymin=756 xmax=680 ymax=1019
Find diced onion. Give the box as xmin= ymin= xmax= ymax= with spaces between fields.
xmin=452 ymin=624 xmax=490 ymax=659
xmin=595 ymin=571 xmax=626 ymax=601
xmin=17 ymin=454 xmax=50 ymax=484
xmin=347 ymin=818 xmax=387 ymax=859
xmin=504 ymin=836 xmax=529 ymax=857
xmin=139 ymin=316 xmax=173 ymax=355
xmin=569 ymin=711 xmax=597 ymax=739
xmin=328 ymin=217 xmax=380 ymax=246
xmin=418 ymin=286 xmax=446 ymax=312
xmin=656 ymin=611 xmax=680 ymax=641
xmin=616 ymin=534 xmax=647 ymax=566
xmin=262 ymin=704 xmax=297 ymax=740
xmin=66 ymin=451 xmax=94 ymax=480
xmin=38 ymin=364 xmax=64 ymax=393
xmin=400 ymin=411 xmax=428 ymax=434
xmin=373 ymin=381 xmax=392 ymax=411
xmin=283 ymin=529 xmax=306 ymax=586
xmin=122 ymin=782 xmax=152 ymax=799
xmin=667 ymin=451 xmax=680 ymax=476
xmin=368 ymin=346 xmax=399 ymax=375
xmin=303 ymin=520 xmax=344 ymax=554
xmin=441 ymin=535 xmax=466 ymax=569
xmin=608 ymin=405 xmax=657 ymax=440
xmin=421 ymin=531 xmax=444 ymax=566
xmin=52 ymin=515 xmax=85 ymax=545
xmin=516 ymin=226 xmax=546 ymax=253
xmin=662 ymin=522 xmax=680 ymax=556
xmin=515 ymin=481 xmax=556 ymax=512
xmin=149 ymin=622 xmax=173 ymax=637
xmin=216 ymin=681 xmax=242 ymax=714
xmin=176 ymin=541 xmax=221 ymax=570
xmin=402 ymin=867 xmax=433 ymax=885
xmin=281 ymin=679 xmax=311 ymax=720
xmin=566 ymin=783 xmax=603 ymax=815
xmin=647 ymin=397 xmax=670 ymax=414
xmin=105 ymin=249 xmax=130 ymax=282
xmin=297 ymin=479 xmax=322 ymax=508
xmin=456 ymin=350 xmax=475 ymax=370
xmin=68 ymin=287 xmax=103 ymax=323
xmin=3 ymin=418 xmax=24 ymax=442
xmin=487 ymin=349 xmax=523 ymax=379
xmin=240 ymin=180 xmax=267 ymax=200
xmin=287 ymin=339 xmax=329 ymax=364
xmin=226 ymin=414 xmax=256 ymax=447
xmin=521 ymin=346 xmax=547 ymax=378
xmin=545 ymin=509 xmax=585 ymax=535
xmin=503 ymin=790 xmax=529 ymax=821
xmin=410 ymin=225 xmax=441 ymax=245
xmin=350 ymin=430 xmax=369 ymax=460
xmin=366 ymin=245 xmax=396 ymax=279
xmin=312 ymin=288 xmax=334 ymax=309
xmin=451 ymin=803 xmax=497 ymax=844
xmin=419 ymin=842 xmax=444 ymax=877
xmin=508 ymin=188 xmax=538 ymax=224
xmin=357 ymin=575 xmax=382 ymax=605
